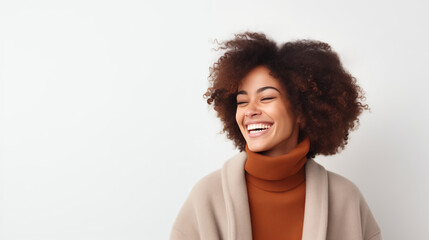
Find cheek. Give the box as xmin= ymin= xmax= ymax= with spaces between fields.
xmin=282 ymin=112 xmax=297 ymax=130
xmin=273 ymin=107 xmax=294 ymax=130
xmin=235 ymin=109 xmax=246 ymax=133
xmin=235 ymin=110 xmax=242 ymax=127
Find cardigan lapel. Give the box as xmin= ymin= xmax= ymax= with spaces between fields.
xmin=221 ymin=154 xmax=329 ymax=240
xmin=301 ymin=159 xmax=329 ymax=240
xmin=221 ymin=152 xmax=253 ymax=240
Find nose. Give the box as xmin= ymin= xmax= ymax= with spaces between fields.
xmin=244 ymin=102 xmax=262 ymax=118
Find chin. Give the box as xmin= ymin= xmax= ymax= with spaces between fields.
xmin=247 ymin=142 xmax=270 ymax=153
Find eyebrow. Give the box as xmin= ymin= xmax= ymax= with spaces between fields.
xmin=236 ymin=86 xmax=280 ymax=96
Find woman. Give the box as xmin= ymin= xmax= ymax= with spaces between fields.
xmin=170 ymin=32 xmax=382 ymax=240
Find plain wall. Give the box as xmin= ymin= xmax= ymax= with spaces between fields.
xmin=1 ymin=0 xmax=428 ymax=239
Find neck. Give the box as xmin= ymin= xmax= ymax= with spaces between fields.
xmin=244 ymin=137 xmax=310 ymax=181
xmin=258 ymin=137 xmax=299 ymax=157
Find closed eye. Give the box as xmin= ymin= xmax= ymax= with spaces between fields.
xmin=262 ymin=97 xmax=275 ymax=101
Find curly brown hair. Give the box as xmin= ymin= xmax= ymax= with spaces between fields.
xmin=203 ymin=32 xmax=369 ymax=158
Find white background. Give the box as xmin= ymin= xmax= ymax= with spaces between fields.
xmin=1 ymin=0 xmax=428 ymax=239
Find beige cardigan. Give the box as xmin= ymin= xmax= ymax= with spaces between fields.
xmin=171 ymin=152 xmax=382 ymax=240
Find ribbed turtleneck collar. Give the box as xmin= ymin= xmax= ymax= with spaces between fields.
xmin=244 ymin=138 xmax=310 ymax=192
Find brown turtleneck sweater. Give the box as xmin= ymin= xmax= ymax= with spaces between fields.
xmin=244 ymin=138 xmax=310 ymax=240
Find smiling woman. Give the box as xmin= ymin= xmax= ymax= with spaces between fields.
xmin=236 ymin=66 xmax=300 ymax=157
xmin=170 ymin=32 xmax=382 ymax=240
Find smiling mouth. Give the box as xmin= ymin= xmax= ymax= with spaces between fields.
xmin=246 ymin=123 xmax=273 ymax=137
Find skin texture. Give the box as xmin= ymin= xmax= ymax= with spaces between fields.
xmin=235 ymin=66 xmax=300 ymax=157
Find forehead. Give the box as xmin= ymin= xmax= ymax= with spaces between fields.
xmin=238 ymin=66 xmax=282 ymax=91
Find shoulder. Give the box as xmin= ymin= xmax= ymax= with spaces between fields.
xmin=306 ymin=159 xmax=363 ymax=201
xmin=170 ymin=156 xmax=238 ymax=240
xmin=170 ymin=169 xmax=224 ymax=240
xmin=326 ymin=170 xmax=363 ymax=201
xmin=323 ymin=169 xmax=382 ymax=240
xmin=187 ymin=169 xmax=223 ymax=202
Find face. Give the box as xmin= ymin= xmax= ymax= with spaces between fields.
xmin=235 ymin=66 xmax=300 ymax=157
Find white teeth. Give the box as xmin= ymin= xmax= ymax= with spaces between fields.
xmin=247 ymin=123 xmax=272 ymax=131
xmin=250 ymin=129 xmax=266 ymax=133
